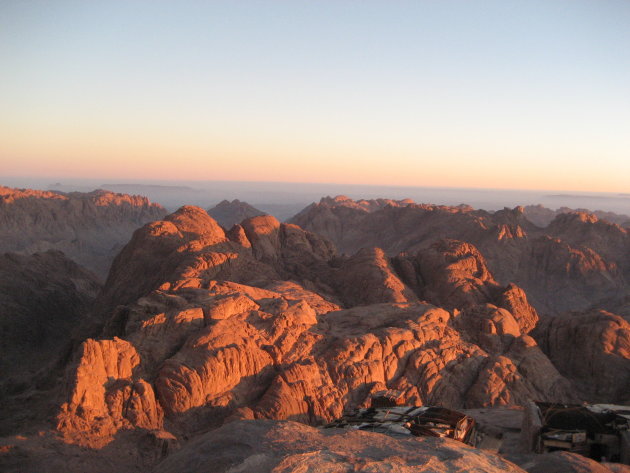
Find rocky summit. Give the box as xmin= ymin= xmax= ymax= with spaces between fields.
xmin=207 ymin=199 xmax=266 ymax=228
xmin=1 ymin=194 xmax=629 ymax=473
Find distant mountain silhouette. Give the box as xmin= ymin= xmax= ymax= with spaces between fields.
xmin=207 ymin=199 xmax=266 ymax=228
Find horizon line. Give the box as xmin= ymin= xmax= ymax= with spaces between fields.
xmin=1 ymin=175 xmax=628 ymax=197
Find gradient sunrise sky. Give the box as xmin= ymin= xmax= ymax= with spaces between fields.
xmin=1 ymin=1 xmax=629 ymax=192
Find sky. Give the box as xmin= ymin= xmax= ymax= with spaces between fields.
xmin=1 ymin=0 xmax=629 ymax=192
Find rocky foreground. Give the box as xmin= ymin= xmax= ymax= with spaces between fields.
xmin=4 ymin=418 xmax=630 ymax=473
xmin=1 ymin=193 xmax=629 ymax=472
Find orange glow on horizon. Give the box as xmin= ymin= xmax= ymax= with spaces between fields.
xmin=1 ymin=100 xmax=627 ymax=194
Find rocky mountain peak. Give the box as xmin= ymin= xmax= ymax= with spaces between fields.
xmin=552 ymin=211 xmax=600 ymax=226
xmin=164 ymin=205 xmax=226 ymax=242
xmin=0 ymin=185 xmax=66 ymax=203
xmin=207 ymin=199 xmax=265 ymax=228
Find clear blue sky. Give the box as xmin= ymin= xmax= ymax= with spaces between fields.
xmin=1 ymin=0 xmax=629 ymax=191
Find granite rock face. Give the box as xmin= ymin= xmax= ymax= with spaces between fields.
xmin=332 ymin=247 xmax=418 ymax=306
xmin=54 ymin=207 xmax=578 ymax=447
xmin=534 ymin=310 xmax=630 ymax=403
xmin=289 ymin=197 xmax=628 ymax=315
xmin=154 ymin=419 xmax=528 ymax=473
xmin=506 ymin=451 xmax=630 ymax=473
xmin=0 ymin=186 xmax=166 ymax=278
xmin=545 ymin=212 xmax=630 ymax=276
xmin=57 ymin=338 xmax=163 ymax=447
xmin=523 ymin=204 xmax=630 ymax=229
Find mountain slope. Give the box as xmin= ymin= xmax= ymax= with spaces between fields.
xmin=289 ymin=196 xmax=629 ymax=314
xmin=0 ymin=186 xmax=167 ymax=278
xmin=0 ymin=250 xmax=101 ymax=435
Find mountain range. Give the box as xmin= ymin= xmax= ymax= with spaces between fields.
xmin=0 ymin=187 xmax=628 ymax=473
xmin=0 ymin=186 xmax=166 ymax=278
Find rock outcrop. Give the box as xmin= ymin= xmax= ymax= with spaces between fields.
xmin=506 ymin=451 xmax=630 ymax=473
xmin=0 ymin=186 xmax=166 ymax=278
xmin=514 ymin=236 xmax=624 ymax=314
xmin=393 ymin=239 xmax=539 ymax=333
xmin=95 ymin=208 xmax=337 ymax=323
xmin=289 ymin=195 xmax=416 ymax=245
xmin=332 ymin=247 xmax=418 ymax=306
xmin=207 ymin=199 xmax=265 ymax=228
xmin=534 ymin=310 xmax=630 ymax=403
xmin=414 ymin=239 xmax=500 ymax=309
xmin=523 ymin=204 xmax=630 ymax=228
xmin=154 ymin=419 xmax=528 ymax=473
xmin=0 ymin=429 xmax=180 ymax=473
xmin=545 ymin=212 xmax=630 ymax=276
xmin=57 ymin=337 xmax=162 ymax=447
xmin=289 ymin=196 xmax=628 ymax=314
xmin=53 ymin=207 xmax=578 ymax=447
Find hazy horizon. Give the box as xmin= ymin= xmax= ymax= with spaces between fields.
xmin=3 ymin=176 xmax=629 ymax=219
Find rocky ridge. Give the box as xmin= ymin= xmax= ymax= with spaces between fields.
xmin=0 ymin=186 xmax=167 ymax=278
xmin=289 ymin=196 xmax=630 ymax=315
xmin=523 ymin=204 xmax=630 ymax=228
